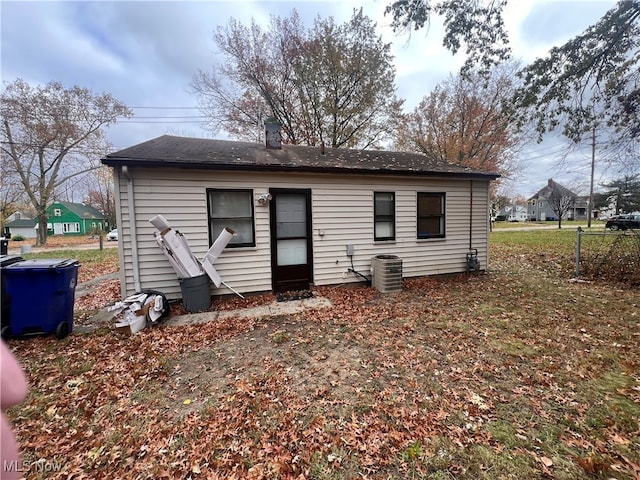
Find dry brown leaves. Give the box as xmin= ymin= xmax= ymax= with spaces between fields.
xmin=5 ymin=249 xmax=640 ymax=479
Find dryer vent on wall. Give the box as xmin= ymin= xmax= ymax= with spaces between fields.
xmin=371 ymin=255 xmax=403 ymax=293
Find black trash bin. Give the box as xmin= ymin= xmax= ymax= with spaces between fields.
xmin=179 ymin=274 xmax=211 ymax=312
xmin=0 ymin=238 xmax=8 ymax=255
xmin=1 ymin=258 xmax=80 ymax=339
xmin=0 ymin=254 xmax=23 ymax=267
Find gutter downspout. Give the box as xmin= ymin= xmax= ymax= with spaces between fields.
xmin=123 ymin=166 xmax=141 ymax=292
xmin=469 ymin=180 xmax=473 ymax=250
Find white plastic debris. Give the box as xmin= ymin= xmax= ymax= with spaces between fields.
xmin=109 ymin=291 xmax=168 ymax=334
xmin=149 ymin=216 xmax=242 ymax=297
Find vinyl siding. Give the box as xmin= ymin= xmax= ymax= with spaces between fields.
xmin=113 ymin=167 xmax=491 ymax=300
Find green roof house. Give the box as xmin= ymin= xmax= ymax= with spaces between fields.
xmin=46 ymin=201 xmax=107 ymax=235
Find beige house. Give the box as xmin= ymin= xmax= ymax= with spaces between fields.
xmin=102 ymin=131 xmax=499 ymax=300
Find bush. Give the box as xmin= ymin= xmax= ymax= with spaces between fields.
xmin=11 ymin=235 xmax=25 ymax=241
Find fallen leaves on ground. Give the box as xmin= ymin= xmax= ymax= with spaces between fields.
xmin=5 ymin=242 xmax=640 ymax=479
xmin=74 ymin=280 xmax=122 ymax=324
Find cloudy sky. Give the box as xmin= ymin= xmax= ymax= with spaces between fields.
xmin=1 ymin=0 xmax=617 ymax=197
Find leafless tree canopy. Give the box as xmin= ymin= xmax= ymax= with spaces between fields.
xmin=192 ymin=9 xmax=403 ymax=150
xmin=0 ymin=79 xmax=131 ymax=245
xmin=544 ymin=179 xmax=578 ymax=229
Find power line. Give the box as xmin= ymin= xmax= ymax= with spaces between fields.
xmin=121 ymin=115 xmax=206 ymax=119
xmin=116 ymin=120 xmax=209 ymax=124
xmin=517 ymin=147 xmax=574 ymax=162
xmin=127 ymin=106 xmax=200 ymax=110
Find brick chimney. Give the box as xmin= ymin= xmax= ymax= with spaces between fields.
xmin=264 ymin=117 xmax=282 ymax=149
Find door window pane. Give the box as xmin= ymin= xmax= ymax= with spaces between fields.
xmin=276 ymin=194 xmax=306 ymax=238
xmin=277 ymin=239 xmax=307 ymax=266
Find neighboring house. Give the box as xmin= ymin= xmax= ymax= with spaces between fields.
xmin=571 ymin=196 xmax=592 ymax=220
xmin=528 ymin=179 xmax=584 ymax=221
xmin=497 ymin=205 xmax=528 ymax=222
xmin=6 ymin=216 xmax=37 ymax=239
xmin=102 ymin=126 xmax=500 ymax=300
xmin=46 ymin=201 xmax=107 ymax=235
xmin=6 ymin=211 xmax=30 ymax=223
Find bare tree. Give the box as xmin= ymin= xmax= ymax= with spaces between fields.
xmin=82 ymin=166 xmax=116 ymax=229
xmin=192 ymin=9 xmax=402 ymax=149
xmin=0 ymin=161 xmax=27 ymax=227
xmin=0 ymin=79 xmax=131 ymax=245
xmin=546 ymin=180 xmax=577 ymax=229
xmin=192 ymin=12 xmax=305 ymax=143
xmin=291 ymin=9 xmax=403 ymax=149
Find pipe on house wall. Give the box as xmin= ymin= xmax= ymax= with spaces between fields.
xmin=469 ymin=180 xmax=473 ymax=250
xmin=122 ymin=166 xmax=141 ymax=292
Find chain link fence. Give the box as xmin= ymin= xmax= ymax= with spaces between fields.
xmin=575 ymin=228 xmax=640 ymax=285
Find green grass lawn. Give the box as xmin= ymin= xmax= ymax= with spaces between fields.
xmin=491 ymin=227 xmax=579 ymax=253
xmin=20 ymin=248 xmax=119 ymax=283
xmin=491 ymin=219 xmax=606 ymax=230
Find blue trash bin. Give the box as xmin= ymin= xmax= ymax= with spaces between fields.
xmin=1 ymin=258 xmax=80 ymax=339
xmin=1 ymin=255 xmax=24 ymax=338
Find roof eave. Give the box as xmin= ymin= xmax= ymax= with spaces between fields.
xmin=101 ymin=157 xmax=501 ymax=180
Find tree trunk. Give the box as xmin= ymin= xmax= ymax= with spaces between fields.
xmin=36 ymin=213 xmax=48 ymax=246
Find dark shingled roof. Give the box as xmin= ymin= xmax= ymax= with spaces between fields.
xmin=528 ymin=179 xmax=578 ymax=201
xmin=54 ymin=201 xmax=105 ymax=219
xmin=102 ymin=135 xmax=500 ymax=180
xmin=6 ymin=218 xmax=36 ymax=228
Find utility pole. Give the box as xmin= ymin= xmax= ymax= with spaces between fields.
xmin=587 ymin=126 xmax=596 ymax=228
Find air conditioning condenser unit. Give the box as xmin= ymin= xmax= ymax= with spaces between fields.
xmin=371 ymin=255 xmax=402 ymax=293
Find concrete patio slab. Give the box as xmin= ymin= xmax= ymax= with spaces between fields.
xmin=75 ymin=296 xmax=333 ymax=334
xmin=164 ymin=296 xmax=333 ymax=327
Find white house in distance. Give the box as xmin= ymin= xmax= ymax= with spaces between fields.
xmin=4 ymin=212 xmax=37 ymax=239
xmin=102 ymin=122 xmax=500 ymax=300
xmin=496 ymin=205 xmax=528 ymax=222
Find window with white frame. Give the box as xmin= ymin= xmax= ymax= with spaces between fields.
xmin=207 ymin=189 xmax=255 ymax=247
xmin=417 ymin=192 xmax=446 ymax=239
xmin=54 ymin=208 xmax=61 ymax=217
xmin=62 ymin=222 xmax=80 ymax=233
xmin=374 ymin=192 xmax=395 ymax=241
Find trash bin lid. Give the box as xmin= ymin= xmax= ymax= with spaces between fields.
xmin=0 ymin=255 xmax=24 ymax=268
xmin=3 ymin=259 xmax=79 ymax=270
